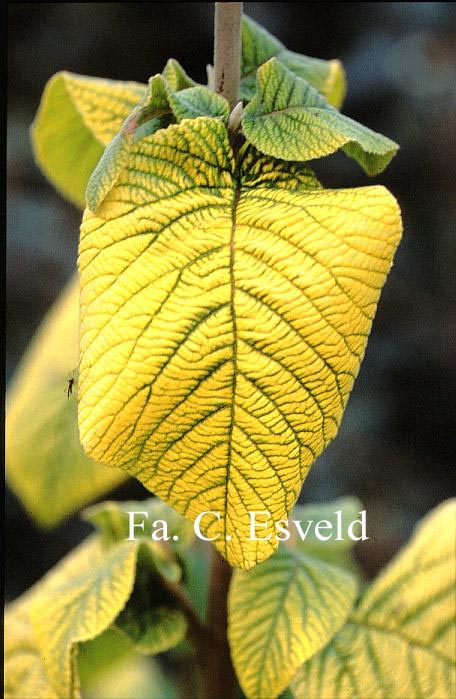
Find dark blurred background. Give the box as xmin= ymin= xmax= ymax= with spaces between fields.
xmin=7 ymin=2 xmax=456 ymax=600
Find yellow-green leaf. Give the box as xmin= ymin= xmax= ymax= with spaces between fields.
xmin=77 ymin=628 xmax=134 ymax=691
xmin=241 ymin=15 xmax=346 ymax=108
xmin=32 ymin=71 xmax=146 ymax=208
xmin=228 ymin=547 xmax=358 ymax=699
xmin=167 ymin=86 xmax=230 ymax=122
xmin=30 ymin=536 xmax=138 ymax=698
xmin=86 ymin=74 xmax=174 ymax=213
xmin=243 ymin=59 xmax=398 ymax=175
xmin=291 ymin=499 xmax=456 ymax=699
xmin=4 ymin=594 xmax=60 ymax=699
xmin=78 ymin=117 xmax=402 ymax=570
xmin=81 ymin=654 xmax=176 ymax=699
xmin=162 ymin=58 xmax=196 ymax=91
xmin=6 ymin=275 xmax=127 ymax=527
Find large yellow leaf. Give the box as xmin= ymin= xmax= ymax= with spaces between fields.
xmin=6 ymin=275 xmax=127 ymax=527
xmin=291 ymin=499 xmax=456 ymax=698
xmin=78 ymin=117 xmax=402 ymax=570
xmin=32 ymin=72 xmax=146 ymax=208
xmin=228 ymin=547 xmax=358 ymax=698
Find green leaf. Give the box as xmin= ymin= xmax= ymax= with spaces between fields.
xmin=82 ymin=655 xmax=177 ymax=699
xmin=113 ymin=549 xmax=187 ymax=655
xmin=4 ymin=594 xmax=60 ymax=699
xmin=228 ymin=547 xmax=358 ymax=699
xmin=288 ymin=497 xmax=365 ymax=573
xmin=167 ymin=86 xmax=230 ymax=122
xmin=162 ymin=58 xmax=196 ymax=91
xmin=86 ymin=74 xmax=174 ymax=213
xmin=77 ymin=628 xmax=134 ymax=690
xmin=291 ymin=499 xmax=456 ymax=699
xmin=83 ymin=497 xmax=194 ymax=553
xmin=5 ymin=275 xmax=127 ymax=527
xmin=243 ymin=58 xmax=399 ymax=175
xmin=241 ymin=15 xmax=346 ymax=108
xmin=78 ymin=117 xmax=402 ymax=569
xmin=32 ymin=71 xmax=146 ymax=208
xmin=30 ymin=536 xmax=138 ymax=698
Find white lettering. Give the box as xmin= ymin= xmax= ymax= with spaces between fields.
xmin=194 ymin=511 xmax=221 ymax=541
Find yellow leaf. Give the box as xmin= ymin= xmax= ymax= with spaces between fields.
xmin=30 ymin=536 xmax=138 ymax=698
xmin=6 ymin=275 xmax=127 ymax=527
xmin=291 ymin=499 xmax=456 ymax=698
xmin=31 ymin=72 xmax=146 ymax=208
xmin=78 ymin=118 xmax=402 ymax=570
xmin=229 ymin=547 xmax=358 ymax=698
xmin=4 ymin=594 xmax=60 ymax=699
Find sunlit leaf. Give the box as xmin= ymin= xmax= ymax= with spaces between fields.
xmin=291 ymin=499 xmax=456 ymax=699
xmin=78 ymin=117 xmax=402 ymax=570
xmin=241 ymin=15 xmax=346 ymax=107
xmin=243 ymin=59 xmax=398 ymax=175
xmin=6 ymin=275 xmax=127 ymax=527
xmin=229 ymin=546 xmax=358 ymax=698
xmin=30 ymin=536 xmax=138 ymax=698
xmin=31 ymin=71 xmax=146 ymax=207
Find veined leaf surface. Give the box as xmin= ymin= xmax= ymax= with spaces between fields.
xmin=228 ymin=547 xmax=358 ymax=698
xmin=241 ymin=15 xmax=346 ymax=107
xmin=6 ymin=275 xmax=127 ymax=527
xmin=32 ymin=72 xmax=146 ymax=207
xmin=86 ymin=74 xmax=174 ymax=213
xmin=78 ymin=117 xmax=402 ymax=570
xmin=243 ymin=59 xmax=398 ymax=175
xmin=291 ymin=499 xmax=456 ymax=698
xmin=30 ymin=536 xmax=138 ymax=698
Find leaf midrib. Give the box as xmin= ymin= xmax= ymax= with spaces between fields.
xmin=224 ymin=177 xmax=242 ymax=552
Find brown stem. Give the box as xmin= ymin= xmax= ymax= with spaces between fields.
xmin=202 ymin=548 xmax=237 ymax=699
xmin=213 ymin=2 xmax=243 ymax=110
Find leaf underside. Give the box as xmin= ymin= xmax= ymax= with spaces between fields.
xmin=78 ymin=117 xmax=401 ymax=570
xmin=291 ymin=499 xmax=456 ymax=699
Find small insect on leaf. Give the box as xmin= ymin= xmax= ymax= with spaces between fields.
xmin=67 ymin=377 xmax=74 ymax=399
xmin=66 ymin=369 xmax=78 ymax=399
